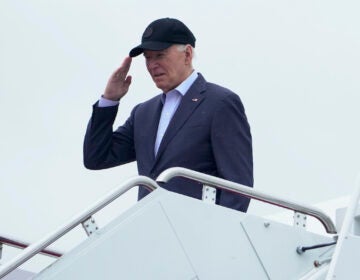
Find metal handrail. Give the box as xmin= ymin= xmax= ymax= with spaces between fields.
xmin=0 ymin=176 xmax=160 ymax=279
xmin=0 ymin=235 xmax=63 ymax=258
xmin=157 ymin=167 xmax=337 ymax=234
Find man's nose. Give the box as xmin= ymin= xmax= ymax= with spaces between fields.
xmin=147 ymin=59 xmax=158 ymax=71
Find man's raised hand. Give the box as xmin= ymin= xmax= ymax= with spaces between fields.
xmin=103 ymin=56 xmax=132 ymax=101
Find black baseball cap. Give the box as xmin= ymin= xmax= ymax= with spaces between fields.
xmin=129 ymin=18 xmax=196 ymax=57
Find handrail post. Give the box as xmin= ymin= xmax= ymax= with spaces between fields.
xmin=82 ymin=216 xmax=99 ymax=236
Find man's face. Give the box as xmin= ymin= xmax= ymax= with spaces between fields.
xmin=144 ymin=45 xmax=191 ymax=93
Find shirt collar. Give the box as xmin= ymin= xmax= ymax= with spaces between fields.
xmin=176 ymin=70 xmax=198 ymax=96
xmin=161 ymin=71 xmax=198 ymax=104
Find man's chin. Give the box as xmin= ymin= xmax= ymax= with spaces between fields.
xmin=154 ymin=82 xmax=166 ymax=92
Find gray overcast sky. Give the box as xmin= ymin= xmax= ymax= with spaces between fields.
xmin=1 ymin=0 xmax=359 ymax=271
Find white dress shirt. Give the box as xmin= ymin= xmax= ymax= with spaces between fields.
xmin=154 ymin=71 xmax=198 ymax=155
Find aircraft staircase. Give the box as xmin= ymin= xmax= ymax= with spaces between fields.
xmin=1 ymin=168 xmax=359 ymax=279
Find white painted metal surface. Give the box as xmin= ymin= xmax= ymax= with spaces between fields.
xmin=326 ymin=176 xmax=360 ymax=279
xmin=33 ymin=189 xmax=334 ymax=280
xmin=0 ymin=268 xmax=35 ymax=280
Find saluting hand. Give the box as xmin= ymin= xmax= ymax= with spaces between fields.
xmin=103 ymin=56 xmax=132 ymax=101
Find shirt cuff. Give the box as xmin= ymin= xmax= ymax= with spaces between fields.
xmin=98 ymin=96 xmax=119 ymax=107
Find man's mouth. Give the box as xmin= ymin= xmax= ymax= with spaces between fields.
xmin=153 ymin=73 xmax=165 ymax=78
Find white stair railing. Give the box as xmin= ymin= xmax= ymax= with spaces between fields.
xmin=0 ymin=176 xmax=160 ymax=279
xmin=0 ymin=234 xmax=63 ymax=259
xmin=157 ymin=167 xmax=337 ymax=234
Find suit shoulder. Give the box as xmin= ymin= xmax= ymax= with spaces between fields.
xmin=205 ymin=81 xmax=240 ymax=101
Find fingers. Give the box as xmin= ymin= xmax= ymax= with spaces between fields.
xmin=113 ymin=56 xmax=132 ymax=80
xmin=103 ymin=57 xmax=133 ymax=101
xmin=124 ymin=75 xmax=132 ymax=87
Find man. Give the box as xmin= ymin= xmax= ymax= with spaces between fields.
xmin=84 ymin=18 xmax=253 ymax=212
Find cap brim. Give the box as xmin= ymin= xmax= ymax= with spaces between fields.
xmin=129 ymin=41 xmax=173 ymax=57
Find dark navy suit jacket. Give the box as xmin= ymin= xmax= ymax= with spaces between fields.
xmin=84 ymin=74 xmax=253 ymax=212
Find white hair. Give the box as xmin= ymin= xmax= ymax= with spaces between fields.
xmin=175 ymin=44 xmax=187 ymax=51
xmin=175 ymin=44 xmax=196 ymax=60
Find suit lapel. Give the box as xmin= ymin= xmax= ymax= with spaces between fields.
xmin=143 ymin=96 xmax=163 ymax=164
xmin=154 ymin=75 xmax=207 ymax=165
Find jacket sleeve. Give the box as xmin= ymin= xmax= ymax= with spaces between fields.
xmin=83 ymin=102 xmax=136 ymax=170
xmin=211 ymin=93 xmax=253 ymax=212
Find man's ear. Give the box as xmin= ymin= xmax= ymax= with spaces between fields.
xmin=184 ymin=44 xmax=193 ymax=64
